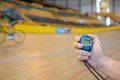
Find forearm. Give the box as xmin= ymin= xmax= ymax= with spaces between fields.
xmin=97 ymin=56 xmax=120 ymax=80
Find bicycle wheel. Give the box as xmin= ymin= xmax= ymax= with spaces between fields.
xmin=0 ymin=32 xmax=6 ymax=45
xmin=13 ymin=30 xmax=25 ymax=44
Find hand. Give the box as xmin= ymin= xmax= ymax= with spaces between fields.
xmin=73 ymin=34 xmax=104 ymax=68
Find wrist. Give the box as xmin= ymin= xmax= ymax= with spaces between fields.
xmin=96 ymin=56 xmax=107 ymax=70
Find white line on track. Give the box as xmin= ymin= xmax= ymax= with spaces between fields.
xmin=0 ymin=48 xmax=74 ymax=65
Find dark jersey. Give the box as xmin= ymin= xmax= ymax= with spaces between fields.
xmin=2 ymin=13 xmax=16 ymax=22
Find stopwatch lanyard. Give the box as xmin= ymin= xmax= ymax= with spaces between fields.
xmin=83 ymin=60 xmax=106 ymax=80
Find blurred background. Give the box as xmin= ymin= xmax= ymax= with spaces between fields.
xmin=0 ymin=0 xmax=120 ymax=80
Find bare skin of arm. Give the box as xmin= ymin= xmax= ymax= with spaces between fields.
xmin=73 ymin=34 xmax=120 ymax=80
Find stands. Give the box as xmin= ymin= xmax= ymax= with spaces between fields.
xmin=0 ymin=0 xmax=105 ymax=27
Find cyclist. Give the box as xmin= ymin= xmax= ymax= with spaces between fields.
xmin=0 ymin=10 xmax=17 ymax=39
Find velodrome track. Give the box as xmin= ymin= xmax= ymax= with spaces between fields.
xmin=0 ymin=29 xmax=120 ymax=80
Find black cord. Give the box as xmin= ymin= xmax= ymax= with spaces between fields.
xmin=85 ymin=60 xmax=105 ymax=80
xmin=84 ymin=60 xmax=106 ymax=80
xmin=84 ymin=61 xmax=100 ymax=80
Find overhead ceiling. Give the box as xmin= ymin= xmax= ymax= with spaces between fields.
xmin=32 ymin=0 xmax=44 ymax=2
xmin=20 ymin=0 xmax=44 ymax=3
xmin=28 ymin=0 xmax=44 ymax=3
xmin=20 ymin=0 xmax=71 ymax=10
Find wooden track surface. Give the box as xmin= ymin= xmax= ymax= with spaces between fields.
xmin=0 ymin=29 xmax=120 ymax=80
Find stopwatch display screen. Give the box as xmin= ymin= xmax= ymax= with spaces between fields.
xmin=83 ymin=39 xmax=90 ymax=44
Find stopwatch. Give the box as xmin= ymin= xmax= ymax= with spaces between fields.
xmin=79 ymin=34 xmax=93 ymax=52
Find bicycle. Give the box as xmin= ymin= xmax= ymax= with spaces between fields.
xmin=0 ymin=25 xmax=25 ymax=45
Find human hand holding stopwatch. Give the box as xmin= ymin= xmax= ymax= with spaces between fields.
xmin=74 ymin=34 xmax=120 ymax=80
xmin=73 ymin=34 xmax=104 ymax=68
